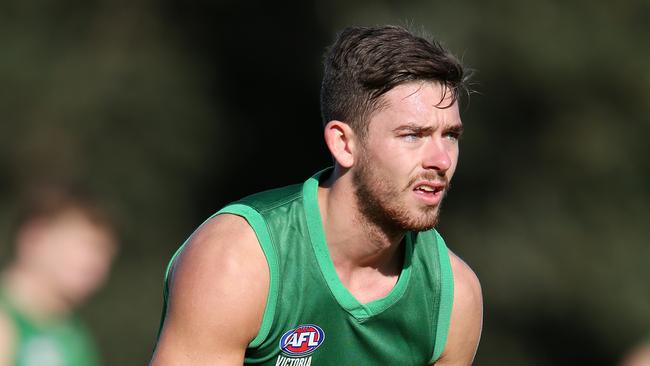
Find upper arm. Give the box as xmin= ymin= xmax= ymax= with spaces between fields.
xmin=432 ymin=250 xmax=483 ymax=366
xmin=150 ymin=214 xmax=270 ymax=366
xmin=0 ymin=309 xmax=16 ymax=366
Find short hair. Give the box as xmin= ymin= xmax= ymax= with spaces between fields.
xmin=320 ymin=25 xmax=468 ymax=138
xmin=13 ymin=185 xmax=115 ymax=237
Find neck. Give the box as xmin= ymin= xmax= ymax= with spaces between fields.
xmin=1 ymin=265 xmax=72 ymax=321
xmin=318 ymin=167 xmax=406 ymax=275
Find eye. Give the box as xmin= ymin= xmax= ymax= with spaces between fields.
xmin=443 ymin=127 xmax=463 ymax=142
xmin=400 ymin=132 xmax=427 ymax=143
xmin=401 ymin=133 xmax=420 ymax=142
xmin=443 ymin=132 xmax=460 ymax=141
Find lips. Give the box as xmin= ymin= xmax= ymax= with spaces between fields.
xmin=412 ymin=181 xmax=446 ymax=205
xmin=414 ymin=181 xmax=446 ymax=193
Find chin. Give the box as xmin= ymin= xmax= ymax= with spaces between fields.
xmin=62 ymin=286 xmax=98 ymax=306
xmin=401 ymin=219 xmax=438 ymax=232
xmin=395 ymin=209 xmax=440 ymax=232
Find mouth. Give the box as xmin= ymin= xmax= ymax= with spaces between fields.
xmin=412 ymin=181 xmax=446 ymax=205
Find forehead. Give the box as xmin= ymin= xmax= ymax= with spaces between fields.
xmin=370 ymin=81 xmax=461 ymax=130
xmin=38 ymin=210 xmax=116 ymax=250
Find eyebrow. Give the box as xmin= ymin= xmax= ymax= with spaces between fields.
xmin=393 ymin=124 xmax=434 ymax=134
xmin=393 ymin=122 xmax=464 ymax=135
xmin=447 ymin=123 xmax=465 ymax=136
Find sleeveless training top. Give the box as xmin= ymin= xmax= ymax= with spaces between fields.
xmin=162 ymin=169 xmax=454 ymax=365
xmin=0 ymin=289 xmax=100 ymax=366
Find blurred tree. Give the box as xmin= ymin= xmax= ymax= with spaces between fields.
xmin=0 ymin=0 xmax=220 ymax=363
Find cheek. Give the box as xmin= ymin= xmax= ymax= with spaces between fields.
xmin=374 ymin=142 xmax=416 ymax=169
xmin=448 ymin=147 xmax=460 ymax=176
xmin=59 ymin=251 xmax=111 ymax=297
xmin=373 ymin=152 xmax=412 ymax=182
xmin=360 ymin=137 xmax=420 ymax=181
xmin=54 ymin=241 xmax=112 ymax=291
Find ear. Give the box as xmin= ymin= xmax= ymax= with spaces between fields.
xmin=323 ymin=120 xmax=357 ymax=168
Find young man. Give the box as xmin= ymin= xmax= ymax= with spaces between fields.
xmin=0 ymin=188 xmax=117 ymax=366
xmin=152 ymin=25 xmax=483 ymax=365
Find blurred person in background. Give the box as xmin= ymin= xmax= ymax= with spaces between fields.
xmin=152 ymin=25 xmax=482 ymax=365
xmin=620 ymin=341 xmax=650 ymax=366
xmin=0 ymin=187 xmax=117 ymax=366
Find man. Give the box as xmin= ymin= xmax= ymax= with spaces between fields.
xmin=151 ymin=25 xmax=482 ymax=365
xmin=0 ymin=188 xmax=117 ymax=366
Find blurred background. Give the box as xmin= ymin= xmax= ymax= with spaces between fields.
xmin=1 ymin=0 xmax=648 ymax=364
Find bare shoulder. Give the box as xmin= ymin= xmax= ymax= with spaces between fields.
xmin=151 ymin=213 xmax=269 ymax=365
xmin=0 ymin=308 xmax=16 ymax=366
xmin=168 ymin=213 xmax=267 ymax=290
xmin=434 ymin=250 xmax=483 ymax=366
xmin=448 ymin=251 xmax=482 ymax=310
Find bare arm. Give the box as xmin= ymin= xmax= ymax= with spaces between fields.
xmin=432 ymin=251 xmax=483 ymax=366
xmin=150 ymin=214 xmax=269 ymax=365
xmin=0 ymin=309 xmax=16 ymax=366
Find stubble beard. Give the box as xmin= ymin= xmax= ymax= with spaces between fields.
xmin=352 ymin=153 xmax=446 ymax=234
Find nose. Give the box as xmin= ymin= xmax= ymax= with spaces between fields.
xmin=422 ymin=138 xmax=452 ymax=173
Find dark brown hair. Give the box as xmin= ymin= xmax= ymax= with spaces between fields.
xmin=320 ymin=25 xmax=468 ymax=137
xmin=14 ymin=185 xmax=115 ymax=237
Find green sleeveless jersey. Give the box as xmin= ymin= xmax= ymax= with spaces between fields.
xmin=0 ymin=290 xmax=100 ymax=366
xmin=162 ymin=169 xmax=454 ymax=365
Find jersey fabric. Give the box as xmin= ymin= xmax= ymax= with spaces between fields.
xmin=0 ymin=289 xmax=100 ymax=366
xmin=162 ymin=169 xmax=454 ymax=365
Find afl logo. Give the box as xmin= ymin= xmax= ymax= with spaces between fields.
xmin=279 ymin=324 xmax=325 ymax=356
